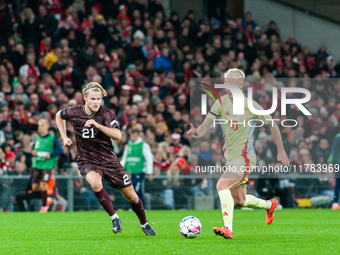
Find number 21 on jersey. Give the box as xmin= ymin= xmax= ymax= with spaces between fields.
xmin=82 ymin=128 xmax=95 ymax=138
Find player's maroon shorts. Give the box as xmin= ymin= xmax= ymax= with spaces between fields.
xmin=78 ymin=163 xmax=132 ymax=189
xmin=31 ymin=168 xmax=52 ymax=183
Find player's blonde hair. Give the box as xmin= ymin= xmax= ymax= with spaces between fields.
xmin=223 ymin=68 xmax=245 ymax=87
xmin=224 ymin=68 xmax=245 ymax=80
xmin=82 ymin=82 xmax=107 ymax=98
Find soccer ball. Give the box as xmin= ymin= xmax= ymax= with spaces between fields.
xmin=179 ymin=216 xmax=202 ymax=238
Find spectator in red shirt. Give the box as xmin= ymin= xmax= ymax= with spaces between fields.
xmin=170 ymin=133 xmax=183 ymax=156
xmin=117 ymin=5 xmax=131 ymax=27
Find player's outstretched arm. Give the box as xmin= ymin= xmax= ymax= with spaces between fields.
xmin=56 ymin=111 xmax=73 ymax=147
xmin=84 ymin=119 xmax=122 ymax=141
xmin=188 ymin=116 xmax=214 ymax=139
xmin=267 ymin=121 xmax=290 ymax=166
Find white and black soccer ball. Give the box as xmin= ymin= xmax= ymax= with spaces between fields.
xmin=179 ymin=216 xmax=202 ymax=238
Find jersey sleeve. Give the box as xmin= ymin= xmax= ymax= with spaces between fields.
xmin=103 ymin=109 xmax=120 ymax=129
xmin=60 ymin=107 xmax=74 ymax=120
xmin=207 ymin=101 xmax=222 ymax=120
xmin=252 ymin=101 xmax=272 ymax=125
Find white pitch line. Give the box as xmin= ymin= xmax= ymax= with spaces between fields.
xmin=42 ymin=221 xmax=104 ymax=224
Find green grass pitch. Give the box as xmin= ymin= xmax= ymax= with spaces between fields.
xmin=1 ymin=209 xmax=339 ymax=255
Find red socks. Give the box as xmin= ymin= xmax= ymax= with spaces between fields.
xmin=93 ymin=188 xmax=115 ymax=216
xmin=130 ymin=197 xmax=147 ymax=225
xmin=94 ymin=189 xmax=146 ymax=225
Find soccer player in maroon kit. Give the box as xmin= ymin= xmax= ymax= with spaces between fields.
xmin=55 ymin=82 xmax=156 ymax=236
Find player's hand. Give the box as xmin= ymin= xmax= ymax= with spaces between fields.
xmin=63 ymin=137 xmax=73 ymax=147
xmin=31 ymin=150 xmax=37 ymax=156
xmin=188 ymin=123 xmax=199 ymax=138
xmin=84 ymin=119 xmax=99 ymax=128
xmin=147 ymin=174 xmax=153 ymax=181
xmin=277 ymin=151 xmax=290 ymax=167
xmin=44 ymin=154 xmax=51 ymax=159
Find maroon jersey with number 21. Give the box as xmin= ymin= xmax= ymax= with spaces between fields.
xmin=60 ymin=106 xmax=120 ymax=168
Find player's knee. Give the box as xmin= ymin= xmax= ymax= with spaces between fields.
xmin=216 ymin=179 xmax=223 ymax=191
xmin=234 ymin=197 xmax=246 ymax=207
xmin=91 ymin=181 xmax=103 ymax=192
xmin=39 ymin=183 xmax=47 ymax=191
xmin=126 ymin=193 xmax=139 ymax=204
xmin=32 ymin=184 xmax=39 ymax=192
xmin=216 ymin=179 xmax=232 ymax=192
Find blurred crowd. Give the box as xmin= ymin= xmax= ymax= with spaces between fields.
xmin=0 ymin=0 xmax=340 ymax=210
